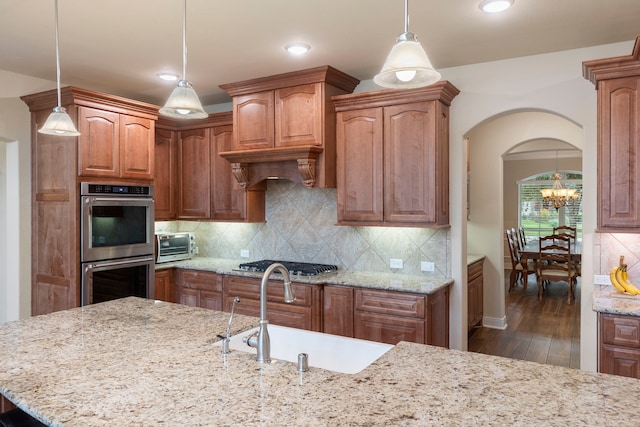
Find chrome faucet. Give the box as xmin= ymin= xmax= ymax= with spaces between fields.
xmin=243 ymin=262 xmax=295 ymax=363
xmin=220 ymin=296 xmax=240 ymax=354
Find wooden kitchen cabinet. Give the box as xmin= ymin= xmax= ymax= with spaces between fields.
xmin=218 ymin=66 xmax=360 ymax=189
xmin=468 ymin=258 xmax=484 ymax=331
xmin=353 ymin=286 xmax=450 ymax=347
xmin=222 ymin=275 xmax=323 ymax=332
xmin=78 ymin=105 xmax=154 ymax=180
xmin=164 ymin=112 xmax=265 ymax=222
xmin=599 ymin=313 xmax=640 ymax=378
xmin=323 ymin=285 xmax=354 ymax=337
xmin=175 ymin=269 xmax=222 ymax=311
xmin=154 ymin=268 xmax=175 ymax=303
xmin=153 ymin=126 xmax=177 ymax=220
xmin=583 ymin=37 xmax=640 ymax=231
xmin=21 ymin=87 xmax=158 ymax=315
xmin=334 ymin=82 xmax=459 ymax=227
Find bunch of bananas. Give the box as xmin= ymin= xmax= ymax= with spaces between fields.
xmin=610 ymin=255 xmax=640 ymax=295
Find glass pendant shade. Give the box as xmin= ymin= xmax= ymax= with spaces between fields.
xmin=159 ymin=80 xmax=207 ymax=119
xmin=374 ymin=32 xmax=441 ymax=89
xmin=39 ymin=106 xmax=80 ymax=136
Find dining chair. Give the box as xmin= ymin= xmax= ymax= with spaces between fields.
xmin=510 ymin=227 xmax=522 ymax=251
xmin=518 ymin=225 xmax=527 ymax=249
xmin=506 ymin=229 xmax=535 ymax=292
xmin=536 ymin=234 xmax=578 ymax=302
xmin=552 ymin=225 xmax=581 ymax=280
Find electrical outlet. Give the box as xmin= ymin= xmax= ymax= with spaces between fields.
xmin=421 ymin=261 xmax=435 ymax=272
xmin=390 ymin=258 xmax=403 ymax=269
xmin=240 ymin=249 xmax=250 ymax=258
xmin=594 ymin=274 xmax=611 ymax=285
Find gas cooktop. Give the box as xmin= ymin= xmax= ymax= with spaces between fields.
xmin=238 ymin=260 xmax=338 ymax=276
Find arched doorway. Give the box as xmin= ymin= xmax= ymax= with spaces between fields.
xmin=465 ymin=110 xmax=583 ymax=336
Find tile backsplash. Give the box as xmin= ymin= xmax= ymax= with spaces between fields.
xmin=595 ymin=232 xmax=640 ymax=281
xmin=155 ymin=180 xmax=450 ymax=277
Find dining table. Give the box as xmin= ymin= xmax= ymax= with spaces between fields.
xmin=520 ymin=236 xmax=582 ymax=262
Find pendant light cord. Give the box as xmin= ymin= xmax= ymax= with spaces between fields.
xmin=404 ymin=0 xmax=409 ymax=33
xmin=182 ymin=0 xmax=187 ymax=81
xmin=54 ymin=0 xmax=62 ymax=107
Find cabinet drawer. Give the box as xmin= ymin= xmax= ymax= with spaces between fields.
xmin=601 ymin=314 xmax=640 ymax=347
xmin=600 ymin=344 xmax=640 ymax=378
xmin=223 ymin=276 xmax=314 ymax=307
xmin=468 ymin=260 xmax=483 ymax=280
xmin=355 ymin=289 xmax=425 ymax=318
xmin=178 ymin=270 xmax=222 ymax=292
xmin=354 ymin=312 xmax=425 ymax=345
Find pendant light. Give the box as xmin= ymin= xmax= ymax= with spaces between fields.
xmin=159 ymin=0 xmax=207 ymax=119
xmin=373 ymin=0 xmax=441 ymax=89
xmin=38 ymin=0 xmax=80 ymax=136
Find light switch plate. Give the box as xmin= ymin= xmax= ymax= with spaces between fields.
xmin=390 ymin=258 xmax=403 ymax=269
xmin=421 ymin=261 xmax=435 ymax=272
xmin=240 ymin=249 xmax=250 ymax=258
xmin=594 ymin=274 xmax=611 ymax=285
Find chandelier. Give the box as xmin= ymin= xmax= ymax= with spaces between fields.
xmin=540 ymin=173 xmax=580 ymax=210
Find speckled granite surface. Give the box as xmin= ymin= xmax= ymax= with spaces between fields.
xmin=156 ymin=257 xmax=454 ymax=295
xmin=2 ymin=297 xmax=640 ymax=426
xmin=593 ymin=285 xmax=640 ymax=316
xmin=467 ymin=254 xmax=485 ymax=266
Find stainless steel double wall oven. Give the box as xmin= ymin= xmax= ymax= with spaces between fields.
xmin=80 ymin=183 xmax=155 ymax=305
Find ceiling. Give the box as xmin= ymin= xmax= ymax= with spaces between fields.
xmin=1 ymin=0 xmax=639 ymax=107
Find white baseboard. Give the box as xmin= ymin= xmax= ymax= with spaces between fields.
xmin=482 ymin=315 xmax=507 ymax=330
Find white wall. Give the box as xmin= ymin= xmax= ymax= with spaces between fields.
xmin=0 ymin=97 xmax=32 ymax=322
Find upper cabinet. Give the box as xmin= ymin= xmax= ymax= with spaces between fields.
xmin=219 ymin=66 xmax=360 ymax=190
xmin=155 ymin=113 xmax=265 ymax=222
xmin=333 ymin=82 xmax=459 ymax=227
xmin=78 ymin=106 xmax=154 ymax=180
xmin=583 ymin=36 xmax=640 ymax=232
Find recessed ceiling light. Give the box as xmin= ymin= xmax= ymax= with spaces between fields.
xmin=157 ymin=72 xmax=180 ymax=81
xmin=479 ymin=0 xmax=514 ymax=13
xmin=284 ymin=43 xmax=310 ymax=55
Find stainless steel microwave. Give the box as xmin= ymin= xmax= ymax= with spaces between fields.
xmin=155 ymin=232 xmax=198 ymax=263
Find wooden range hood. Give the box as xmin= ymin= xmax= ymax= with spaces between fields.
xmin=218 ymin=66 xmax=360 ymax=190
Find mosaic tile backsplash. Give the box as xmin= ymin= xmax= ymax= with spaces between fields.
xmin=155 ymin=180 xmax=450 ymax=277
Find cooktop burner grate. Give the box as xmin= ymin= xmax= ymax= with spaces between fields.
xmin=238 ymin=260 xmax=338 ymax=276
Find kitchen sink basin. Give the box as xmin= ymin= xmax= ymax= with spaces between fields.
xmin=216 ymin=324 xmax=393 ymax=374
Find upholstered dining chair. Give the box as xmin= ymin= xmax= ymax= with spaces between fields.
xmin=506 ymin=229 xmax=535 ymax=292
xmin=536 ymin=234 xmax=578 ymax=303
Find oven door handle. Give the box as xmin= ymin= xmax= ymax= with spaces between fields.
xmin=85 ymin=197 xmax=153 ymax=204
xmin=83 ymin=256 xmax=155 ymax=272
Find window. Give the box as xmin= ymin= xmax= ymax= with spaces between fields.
xmin=518 ymin=171 xmax=582 ymax=239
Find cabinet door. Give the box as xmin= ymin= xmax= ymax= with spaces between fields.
xmin=384 ymin=101 xmax=439 ymax=224
xmin=336 ymin=108 xmax=384 ymax=223
xmin=177 ymin=128 xmax=211 ymax=218
xmin=179 ymin=288 xmax=199 ymax=307
xmin=78 ymin=106 xmax=120 ymax=177
xmin=598 ymin=77 xmax=640 ymax=230
xmin=120 ymin=115 xmax=154 ymax=180
xmin=233 ymin=91 xmax=274 ymax=149
xmin=211 ymin=124 xmax=245 ymax=220
xmin=154 ymin=269 xmax=174 ymax=303
xmin=323 ymin=286 xmax=354 ymax=337
xmin=600 ymin=345 xmax=640 ymax=379
xmin=154 ymin=128 xmax=177 ymax=220
xmin=354 ymin=312 xmax=425 ymax=345
xmin=275 ymin=83 xmax=322 ymax=147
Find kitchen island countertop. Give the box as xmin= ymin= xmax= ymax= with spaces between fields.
xmin=156 ymin=257 xmax=453 ymax=295
xmin=1 ymin=297 xmax=639 ymax=426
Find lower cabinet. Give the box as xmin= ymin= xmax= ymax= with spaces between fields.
xmin=468 ymin=259 xmax=484 ymax=331
xmin=174 ymin=269 xmax=223 ymax=311
xmin=0 ymin=395 xmax=16 ymax=414
xmin=599 ymin=313 xmax=640 ymax=378
xmin=223 ymin=275 xmax=323 ymax=332
xmin=324 ymin=285 xmax=450 ymax=348
xmin=154 ymin=268 xmax=175 ymax=303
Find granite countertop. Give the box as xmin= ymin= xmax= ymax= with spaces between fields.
xmin=1 ymin=297 xmax=639 ymax=426
xmin=467 ymin=254 xmax=485 ymax=266
xmin=593 ymin=285 xmax=640 ymax=316
xmin=156 ymin=257 xmax=453 ymax=295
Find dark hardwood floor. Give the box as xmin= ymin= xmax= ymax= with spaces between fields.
xmin=468 ymin=272 xmax=580 ymax=369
